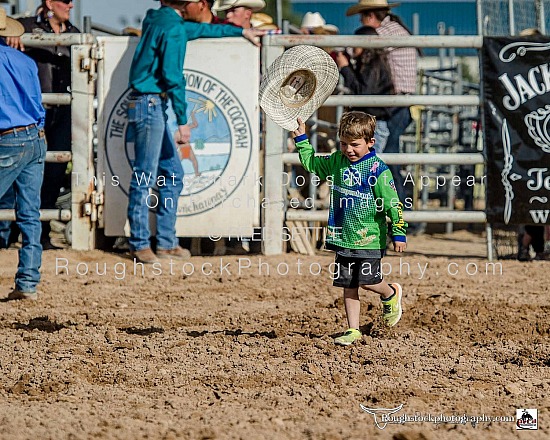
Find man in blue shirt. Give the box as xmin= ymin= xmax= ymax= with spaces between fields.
xmin=0 ymin=9 xmax=47 ymax=300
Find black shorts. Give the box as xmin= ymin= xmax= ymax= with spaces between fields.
xmin=332 ymin=254 xmax=383 ymax=288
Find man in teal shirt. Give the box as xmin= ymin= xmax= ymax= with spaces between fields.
xmin=127 ymin=0 xmax=263 ymax=264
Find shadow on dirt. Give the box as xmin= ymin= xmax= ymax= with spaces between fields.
xmin=186 ymin=329 xmax=278 ymax=339
xmin=13 ymin=316 xmax=68 ymax=333
xmin=119 ymin=326 xmax=165 ymax=336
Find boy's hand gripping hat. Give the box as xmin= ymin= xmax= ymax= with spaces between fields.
xmin=259 ymin=45 xmax=339 ymax=131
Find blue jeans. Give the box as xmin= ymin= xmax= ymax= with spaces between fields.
xmin=126 ymin=93 xmax=184 ymax=251
xmin=385 ymin=107 xmax=412 ymax=200
xmin=374 ymin=120 xmax=390 ymax=153
xmin=0 ymin=126 xmax=46 ymax=293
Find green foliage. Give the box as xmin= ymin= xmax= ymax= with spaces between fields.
xmin=459 ymin=57 xmax=478 ymax=84
xmin=262 ymin=1 xmax=303 ymax=27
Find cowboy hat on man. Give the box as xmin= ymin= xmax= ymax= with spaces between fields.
xmin=215 ymin=0 xmax=265 ymax=28
xmin=346 ymin=0 xmax=399 ymax=16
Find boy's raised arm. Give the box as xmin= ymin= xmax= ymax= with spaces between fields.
xmin=292 ymin=118 xmax=333 ymax=180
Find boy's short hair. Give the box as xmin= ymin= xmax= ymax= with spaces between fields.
xmin=338 ymin=111 xmax=376 ymax=141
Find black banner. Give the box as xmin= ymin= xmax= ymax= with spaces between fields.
xmin=483 ymin=36 xmax=550 ymax=225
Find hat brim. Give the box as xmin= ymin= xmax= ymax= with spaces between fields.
xmin=346 ymin=2 xmax=399 ymax=16
xmin=252 ymin=12 xmax=273 ymax=23
xmin=253 ymin=23 xmax=279 ymax=30
xmin=313 ymin=24 xmax=339 ymax=35
xmin=259 ymin=45 xmax=339 ymax=131
xmin=0 ymin=17 xmax=24 ymax=37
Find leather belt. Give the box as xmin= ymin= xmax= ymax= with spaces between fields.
xmin=0 ymin=123 xmax=38 ymax=137
xmin=130 ymin=89 xmax=168 ymax=100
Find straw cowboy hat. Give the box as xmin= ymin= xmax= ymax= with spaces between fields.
xmin=259 ymin=45 xmax=339 ymax=131
xmin=300 ymin=12 xmax=339 ymax=34
xmin=215 ymin=0 xmax=266 ymax=12
xmin=250 ymin=12 xmax=278 ymax=30
xmin=346 ymin=0 xmax=400 ymax=16
xmin=0 ymin=8 xmax=24 ymax=37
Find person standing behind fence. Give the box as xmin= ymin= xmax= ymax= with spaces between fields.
xmin=214 ymin=0 xmax=265 ymax=29
xmin=300 ymin=11 xmax=339 ymax=35
xmin=4 ymin=0 xmax=80 ymax=250
xmin=335 ymin=25 xmax=394 ymax=152
xmin=126 ymin=0 xmax=264 ymax=264
xmin=193 ymin=0 xmax=270 ymax=256
xmin=0 ymin=9 xmax=47 ymax=300
xmin=347 ymin=0 xmax=417 ymax=200
xmin=518 ymin=225 xmax=547 ymax=261
xmin=182 ymin=0 xmax=231 ymax=24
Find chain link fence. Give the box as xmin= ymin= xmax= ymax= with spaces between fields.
xmin=478 ymin=0 xmax=550 ymax=35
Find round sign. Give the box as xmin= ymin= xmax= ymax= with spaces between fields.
xmin=105 ymin=69 xmax=253 ymax=216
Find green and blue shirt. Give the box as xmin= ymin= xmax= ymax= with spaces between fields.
xmin=294 ymin=135 xmax=407 ymax=252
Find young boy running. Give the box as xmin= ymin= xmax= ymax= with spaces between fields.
xmin=292 ymin=112 xmax=407 ymax=346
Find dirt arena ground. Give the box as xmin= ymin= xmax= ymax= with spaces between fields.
xmin=0 ymin=230 xmax=548 ymax=439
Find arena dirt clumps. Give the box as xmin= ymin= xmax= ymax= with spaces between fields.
xmin=0 ymin=230 xmax=548 ymax=439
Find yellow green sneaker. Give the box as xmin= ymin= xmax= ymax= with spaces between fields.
xmin=334 ymin=328 xmax=362 ymax=346
xmin=382 ymin=283 xmax=403 ymax=327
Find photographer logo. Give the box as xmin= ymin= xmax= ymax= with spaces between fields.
xmin=516 ymin=409 xmax=538 ymax=430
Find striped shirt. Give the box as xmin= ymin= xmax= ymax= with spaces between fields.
xmin=376 ymin=16 xmax=417 ymax=94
